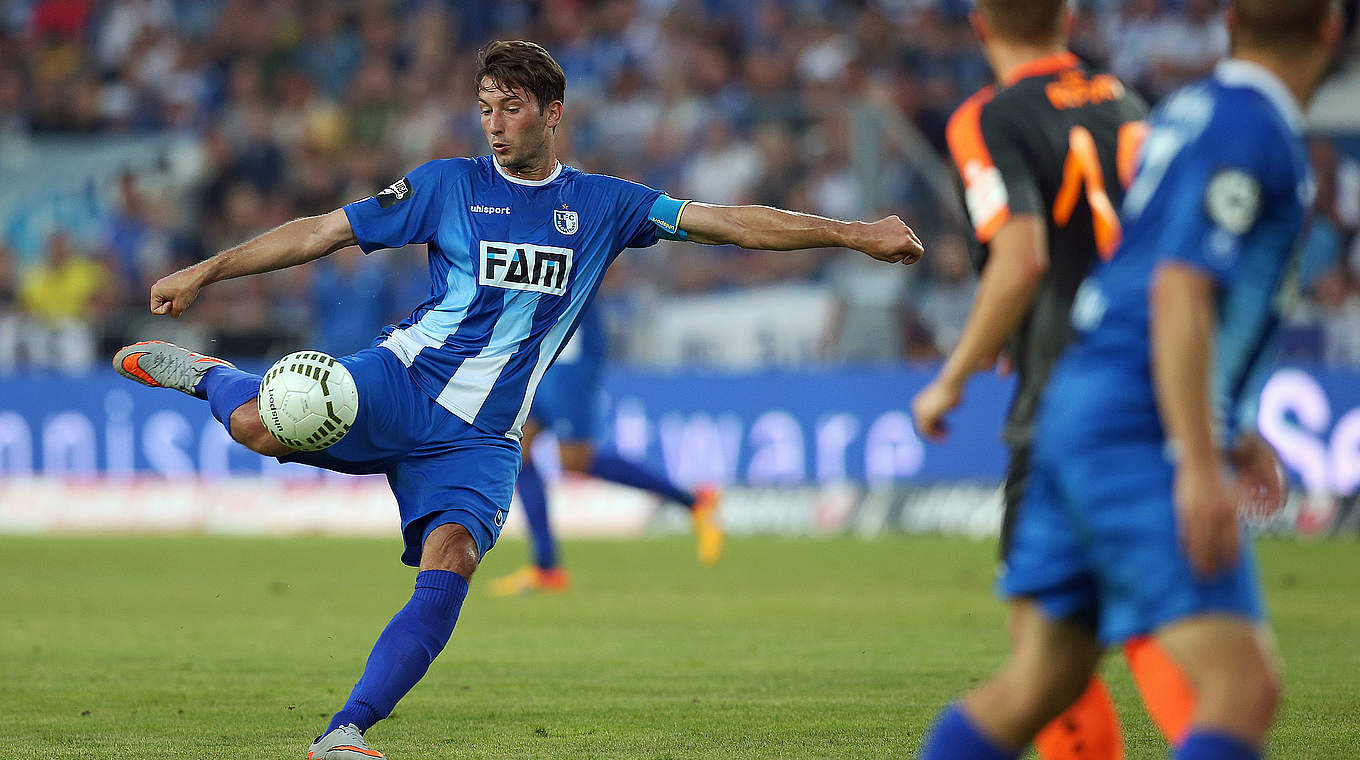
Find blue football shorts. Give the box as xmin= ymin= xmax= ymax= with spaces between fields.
xmin=1000 ymin=426 xmax=1265 ymax=646
xmin=527 ymin=355 xmax=602 ymax=443
xmin=279 ymin=347 xmax=521 ymax=566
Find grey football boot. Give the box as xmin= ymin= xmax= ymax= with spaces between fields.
xmin=113 ymin=340 xmax=234 ymax=398
xmin=307 ymin=724 xmax=384 ymax=759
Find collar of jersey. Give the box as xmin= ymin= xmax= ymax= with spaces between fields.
xmin=1215 ymin=58 xmax=1304 ymax=136
xmin=493 ymin=159 xmax=564 ymax=187
xmin=1003 ymin=52 xmax=1080 ymax=86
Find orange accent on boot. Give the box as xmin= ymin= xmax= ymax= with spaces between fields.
xmin=1034 ymin=675 xmax=1124 ymax=760
xmin=1124 ymin=636 xmax=1196 ymax=746
xmin=329 ymin=745 xmax=383 ymax=757
xmin=120 ymin=353 xmax=160 ymax=386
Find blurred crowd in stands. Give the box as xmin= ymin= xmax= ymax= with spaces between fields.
xmin=0 ymin=0 xmax=1356 ymax=368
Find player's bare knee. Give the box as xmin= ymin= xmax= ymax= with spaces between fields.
xmin=1005 ymin=657 xmax=1092 ymax=728
xmin=1211 ymin=651 xmax=1280 ymax=731
xmin=419 ymin=523 xmax=480 ymax=579
xmin=229 ymin=400 xmax=291 ymax=456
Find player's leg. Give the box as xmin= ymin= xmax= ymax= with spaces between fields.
xmin=312 ymin=422 xmax=520 ymax=757
xmin=311 ymin=523 xmax=478 ymax=760
xmin=1084 ymin=446 xmax=1270 ymax=759
xmin=579 ymin=445 xmax=724 ymax=564
xmin=920 ymin=599 xmax=1102 ymax=759
xmin=488 ymin=419 xmax=570 ymax=596
xmin=1123 ymin=635 xmax=1196 ymax=746
xmin=1151 ymin=618 xmax=1279 ymax=760
xmin=997 ymin=446 xmax=1124 ymax=760
xmin=113 ymin=340 xmax=290 ymax=455
xmin=919 ymin=439 xmax=1104 ymax=758
xmin=316 ymin=524 xmax=478 ymax=748
xmin=1034 ymin=677 xmax=1123 ymax=760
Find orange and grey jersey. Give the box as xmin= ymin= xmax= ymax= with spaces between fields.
xmin=946 ymin=52 xmax=1148 ymax=447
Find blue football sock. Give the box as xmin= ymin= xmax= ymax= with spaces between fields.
xmin=518 ymin=460 xmax=557 ymax=570
xmin=918 ymin=704 xmax=1019 ymax=760
xmin=1176 ymin=731 xmax=1259 ymax=760
xmin=198 ymin=366 xmax=262 ymax=431
xmin=327 ymin=569 xmax=469 ymax=734
xmin=587 ymin=453 xmax=695 ymax=508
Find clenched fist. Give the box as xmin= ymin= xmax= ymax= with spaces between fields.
xmin=854 ymin=216 xmax=925 ymax=265
xmin=150 ymin=265 xmax=210 ymax=319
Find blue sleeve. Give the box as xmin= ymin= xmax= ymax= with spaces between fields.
xmin=608 ymin=177 xmax=689 ymax=249
xmin=649 ymin=195 xmax=690 ymax=242
xmin=1151 ymin=132 xmax=1272 ymax=286
xmin=343 ymin=159 xmax=451 ymax=254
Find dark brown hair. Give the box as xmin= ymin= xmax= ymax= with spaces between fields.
xmin=474 ymin=40 xmax=566 ymax=111
xmin=976 ymin=0 xmax=1066 ymax=45
xmin=1234 ymin=0 xmax=1336 ymax=53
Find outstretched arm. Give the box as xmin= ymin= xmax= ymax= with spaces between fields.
xmin=150 ymin=209 xmax=356 ymax=318
xmin=676 ymin=202 xmax=924 ymax=265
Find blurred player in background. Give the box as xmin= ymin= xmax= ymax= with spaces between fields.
xmin=488 ymin=306 xmax=723 ymax=597
xmin=114 ymin=40 xmax=922 ymax=760
xmin=910 ymin=1 xmax=1193 ymax=757
xmin=916 ymin=2 xmax=1342 ymax=760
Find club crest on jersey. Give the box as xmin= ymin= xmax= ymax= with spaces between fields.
xmin=553 ymin=209 xmax=579 ymax=235
xmin=376 ymin=176 xmax=411 ymax=208
xmin=479 ymin=240 xmax=574 ymax=296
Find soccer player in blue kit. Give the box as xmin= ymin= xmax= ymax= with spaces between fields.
xmin=915 ymin=3 xmax=1343 ymax=760
xmin=113 ymin=41 xmax=922 ymax=759
xmin=488 ymin=306 xmax=724 ymax=598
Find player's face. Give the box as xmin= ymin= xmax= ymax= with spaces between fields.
xmin=478 ymin=78 xmax=559 ymax=171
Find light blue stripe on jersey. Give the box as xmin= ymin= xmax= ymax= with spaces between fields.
xmin=506 ymin=233 xmax=617 ymax=436
xmin=383 ymin=253 xmax=478 ymax=365
xmin=436 ymin=291 xmax=540 ymax=420
xmin=510 ymin=291 xmax=591 ymax=436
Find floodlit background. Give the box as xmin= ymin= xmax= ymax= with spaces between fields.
xmin=1 ymin=4 xmax=1359 ymax=760
xmin=0 ymin=0 xmax=1357 ymax=536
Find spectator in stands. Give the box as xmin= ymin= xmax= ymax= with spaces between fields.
xmin=1144 ymin=0 xmax=1228 ymax=99
xmin=1107 ymin=0 xmax=1171 ymax=98
xmin=913 ymin=233 xmax=975 ymax=355
xmin=309 ymin=248 xmax=393 ymax=357
xmin=0 ymin=242 xmax=18 ymax=313
xmin=18 ymin=230 xmax=110 ymax=326
xmin=0 ymin=0 xmax=1346 ymax=370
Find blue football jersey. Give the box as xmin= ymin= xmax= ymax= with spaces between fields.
xmin=550 ymin=301 xmax=606 ymax=369
xmin=342 ymin=156 xmax=687 ymax=438
xmin=1062 ymin=59 xmax=1313 ymax=445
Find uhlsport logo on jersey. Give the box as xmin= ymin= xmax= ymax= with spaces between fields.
xmin=553 ymin=208 xmax=579 ymax=235
xmin=376 ymin=176 xmax=411 ymax=208
xmin=479 ymin=240 xmax=574 ymax=296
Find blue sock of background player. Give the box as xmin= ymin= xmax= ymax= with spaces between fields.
xmin=918 ymin=704 xmax=1018 ymax=760
xmin=518 ymin=459 xmax=559 ymax=570
xmin=1175 ymin=732 xmax=1259 ymax=760
xmin=587 ymin=453 xmax=695 ymax=508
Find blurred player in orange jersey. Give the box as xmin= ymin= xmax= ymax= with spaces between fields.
xmin=911 ymin=1 xmax=1194 ymax=757
xmin=916 ymin=2 xmax=1345 ymax=759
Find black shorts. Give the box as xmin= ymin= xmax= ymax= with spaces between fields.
xmin=999 ymin=444 xmax=1031 ymax=560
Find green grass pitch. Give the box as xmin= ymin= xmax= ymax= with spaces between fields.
xmin=1 ymin=534 xmax=1356 ymax=759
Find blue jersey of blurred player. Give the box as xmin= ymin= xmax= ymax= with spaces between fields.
xmin=113 ymin=41 xmax=923 ymax=760
xmin=917 ymin=4 xmax=1343 ymax=760
xmin=489 ymin=307 xmax=722 ymax=597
